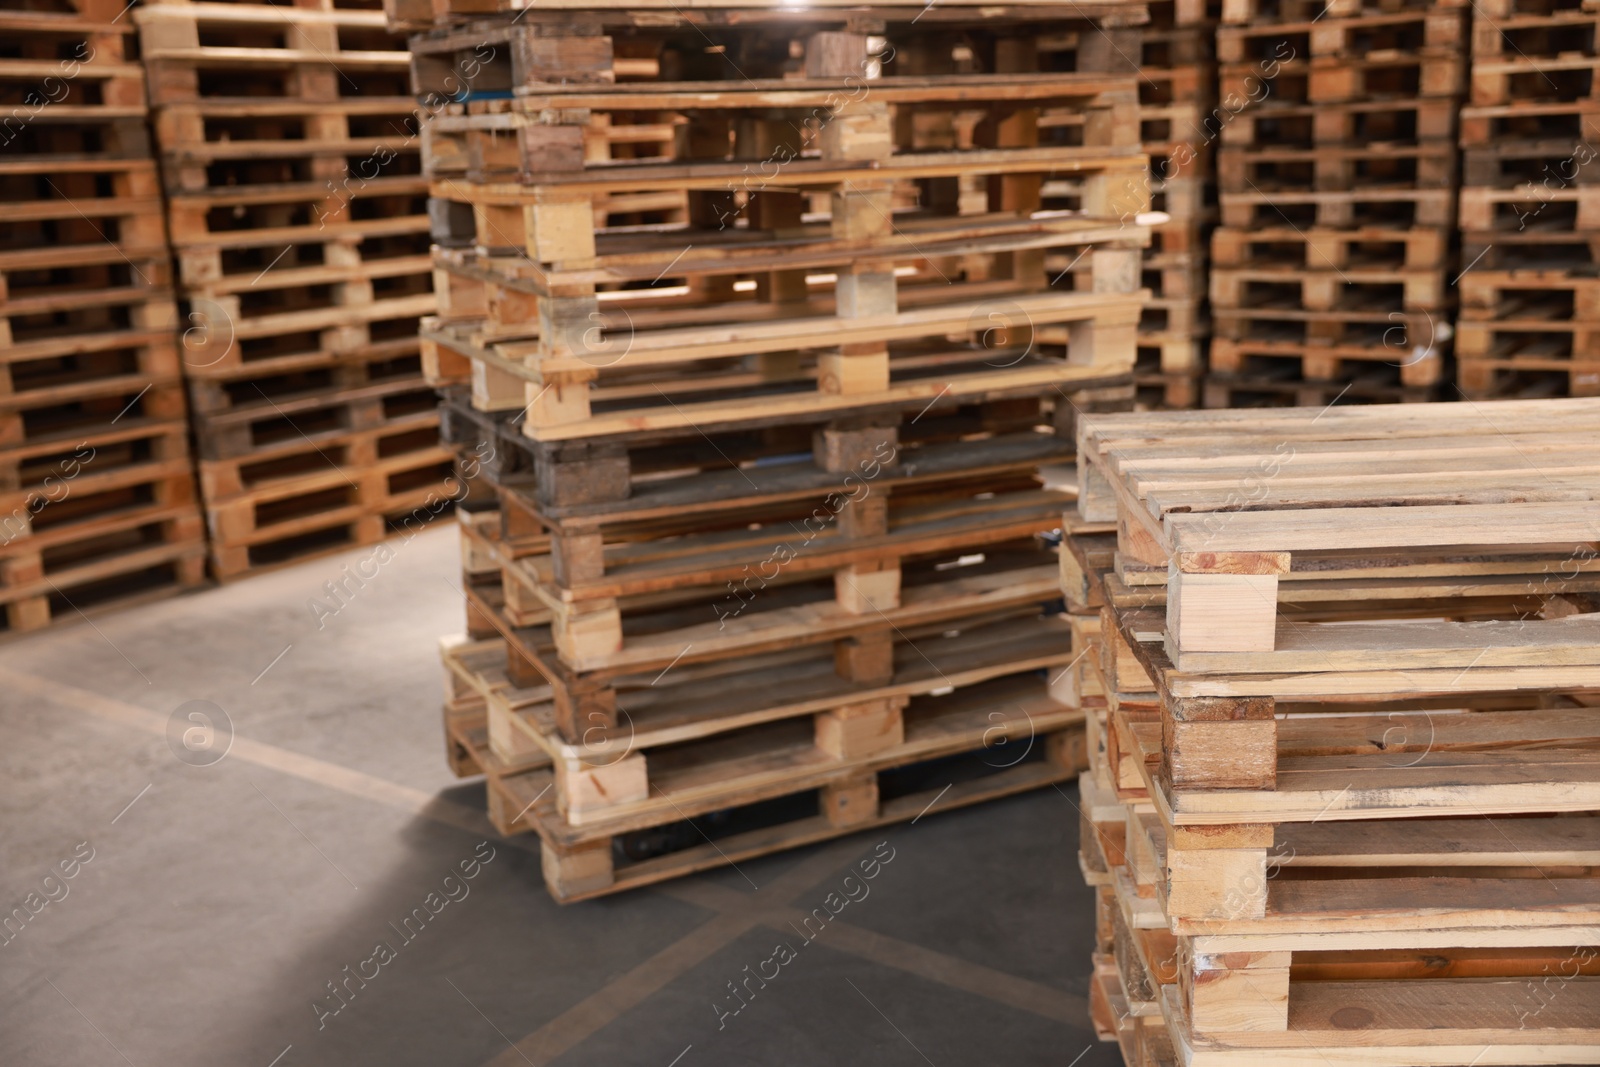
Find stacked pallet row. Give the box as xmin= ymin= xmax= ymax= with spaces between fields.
xmin=1458 ymin=0 xmax=1600 ymax=399
xmin=1130 ymin=1 xmax=1218 ymax=410
xmin=0 ymin=1 xmax=208 ymax=635
xmin=133 ymin=0 xmax=451 ymax=581
xmin=392 ymin=0 xmax=1153 ymax=899
xmin=1206 ymin=0 xmax=1466 ymax=408
xmin=1068 ymin=400 xmax=1600 ymax=1065
xmin=1036 ymin=0 xmax=1217 ymax=411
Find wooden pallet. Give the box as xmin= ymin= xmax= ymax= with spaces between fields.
xmin=1218 ymin=97 xmax=1458 ymax=147
xmin=1211 ymin=226 xmax=1447 ymax=271
xmin=443 ymin=625 xmax=1081 ymax=824
xmin=1217 ymin=142 xmax=1456 ymax=195
xmin=1219 ymin=7 xmax=1465 ymax=63
xmin=1080 ymin=696 xmax=1600 ymax=1067
xmin=423 ymin=293 xmax=1143 ymax=444
xmin=0 ymin=468 xmax=206 ymax=634
xmin=1463 ymin=136 xmax=1600 ymax=188
xmin=450 ymin=677 xmax=1088 ymax=901
xmin=208 ymin=487 xmax=454 ymax=581
xmin=1069 ymin=513 xmax=1600 ymax=1066
xmin=1075 ymin=398 xmax=1600 ymax=663
xmin=1455 ymin=319 xmax=1600 ymax=361
xmin=204 ymin=447 xmax=454 ymax=560
xmin=1211 ymin=266 xmax=1448 ymax=313
xmin=1209 ymin=335 xmax=1443 ymax=386
xmin=1220 ymin=51 xmax=1465 ymax=107
xmin=188 ymin=367 xmax=438 ymax=461
xmin=1219 ymin=187 xmax=1455 ymax=230
xmin=467 ymin=527 xmax=1068 ymax=727
xmin=1458 ymin=358 xmax=1600 ymax=398
xmin=1460 ymin=98 xmax=1600 ymax=145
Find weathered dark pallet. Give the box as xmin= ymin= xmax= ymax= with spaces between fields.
xmin=435 ymin=384 xmax=1092 ymax=517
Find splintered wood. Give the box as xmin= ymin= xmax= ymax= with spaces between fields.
xmin=1069 ymin=397 xmax=1600 ymax=1067
xmin=408 ymin=1 xmax=1150 ymax=901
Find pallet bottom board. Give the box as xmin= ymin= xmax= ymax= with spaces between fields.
xmin=522 ymin=749 xmax=1081 ymax=903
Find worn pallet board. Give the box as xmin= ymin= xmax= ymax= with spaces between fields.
xmin=443 ymin=628 xmax=1081 ymax=825
xmin=437 ymin=384 xmax=1081 ymax=516
xmin=478 ymin=707 xmax=1088 ymax=903
xmin=1077 ymin=398 xmax=1600 ymax=656
xmin=423 ymin=294 xmax=1143 ymax=443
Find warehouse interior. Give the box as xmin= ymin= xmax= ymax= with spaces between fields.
xmin=3 ymin=0 xmax=1599 ymax=1064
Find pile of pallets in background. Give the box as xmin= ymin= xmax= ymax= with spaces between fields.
xmin=0 ymin=0 xmax=208 ymax=635
xmin=1067 ymin=399 xmax=1600 ymax=1065
xmin=1458 ymin=0 xmax=1600 ymax=400
xmin=133 ymin=0 xmax=451 ymax=581
xmin=1206 ymin=0 xmax=1466 ymax=409
xmin=1052 ymin=0 xmax=1219 ymax=410
xmin=394 ymin=0 xmax=1154 ymax=900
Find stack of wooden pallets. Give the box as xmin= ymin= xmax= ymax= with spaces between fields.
xmin=1458 ymin=0 xmax=1600 ymax=400
xmin=393 ymin=0 xmax=1154 ymax=900
xmin=1134 ymin=1 xmax=1219 ymax=409
xmin=0 ymin=0 xmax=208 ymax=635
xmin=1067 ymin=399 xmax=1600 ymax=1066
xmin=1047 ymin=0 xmax=1219 ymax=410
xmin=1206 ymin=0 xmax=1466 ymax=409
xmin=133 ymin=0 xmax=452 ymax=581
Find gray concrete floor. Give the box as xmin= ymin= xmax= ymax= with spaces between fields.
xmin=0 ymin=524 xmax=1117 ymax=1067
